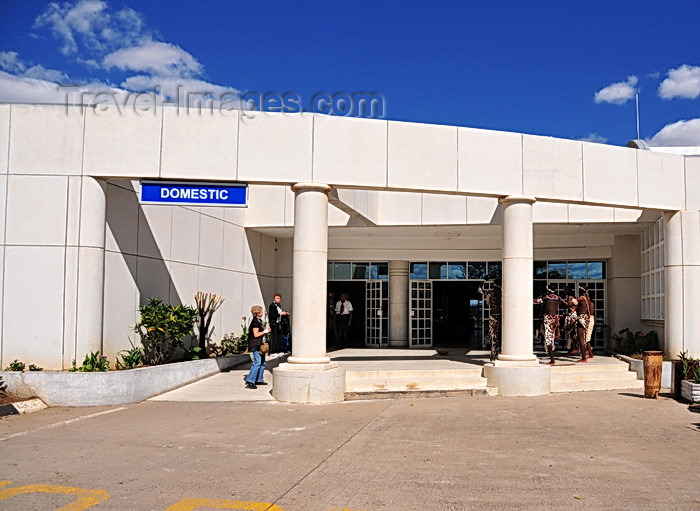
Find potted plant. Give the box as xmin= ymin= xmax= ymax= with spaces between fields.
xmin=679 ymin=352 xmax=700 ymax=403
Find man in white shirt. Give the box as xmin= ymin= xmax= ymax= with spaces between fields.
xmin=335 ymin=293 xmax=353 ymax=345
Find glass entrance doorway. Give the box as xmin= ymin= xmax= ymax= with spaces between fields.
xmin=432 ymin=281 xmax=483 ymax=349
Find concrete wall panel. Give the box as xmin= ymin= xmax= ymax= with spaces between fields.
xmin=466 ymin=196 xmax=501 ymax=224
xmin=138 ymin=205 xmax=172 ymax=260
xmin=637 ymin=150 xmax=685 ymax=210
xmin=198 ymin=214 xmax=224 ymax=269
xmin=160 ymin=107 xmax=238 ymax=180
xmin=458 ymin=127 xmax=522 ymax=196
xmin=84 ymin=109 xmax=162 ymax=177
xmin=170 ymin=207 xmax=201 ymax=264
xmin=0 ymin=105 xmax=10 ymax=174
xmin=568 ymin=204 xmax=615 ymax=223
xmin=377 ymin=191 xmax=422 ymax=225
xmin=523 ymin=135 xmax=583 ymax=201
xmin=3 ymin=246 xmax=65 ymax=369
xmin=9 ymin=104 xmax=83 ymax=175
xmin=388 ymin=121 xmax=457 ymax=192
xmin=533 ymin=201 xmax=568 ymax=223
xmin=582 ymin=143 xmax=638 ymax=206
xmin=6 ymin=175 xmax=68 ymax=245
xmin=686 ymin=157 xmax=700 ymax=211
xmin=106 ymin=181 xmax=139 ymax=255
xmin=102 ymin=252 xmax=138 ymax=362
xmin=313 ymin=115 xmax=387 ymax=187
xmin=238 ymin=112 xmax=312 ymax=183
xmin=421 ymin=193 xmax=467 ymax=225
xmin=136 ymin=257 xmax=172 ymax=305
xmin=246 ymin=185 xmax=287 ymax=226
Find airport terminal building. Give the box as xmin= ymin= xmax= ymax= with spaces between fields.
xmin=0 ymin=103 xmax=698 ymax=401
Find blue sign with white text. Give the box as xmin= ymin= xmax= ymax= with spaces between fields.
xmin=140 ymin=181 xmax=248 ymax=207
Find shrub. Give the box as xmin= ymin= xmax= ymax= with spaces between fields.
xmin=77 ymin=351 xmax=110 ymax=372
xmin=613 ymin=329 xmax=659 ymax=357
xmin=116 ymin=342 xmax=143 ymax=370
xmin=679 ymin=351 xmax=700 ymax=383
xmin=194 ymin=292 xmax=226 ymax=352
xmin=135 ymin=297 xmax=197 ymax=365
xmin=4 ymin=360 xmax=25 ymax=372
xmin=212 ymin=317 xmax=250 ymax=356
xmin=28 ymin=364 xmax=43 ymax=371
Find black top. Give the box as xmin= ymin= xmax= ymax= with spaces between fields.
xmin=248 ymin=317 xmax=265 ymax=350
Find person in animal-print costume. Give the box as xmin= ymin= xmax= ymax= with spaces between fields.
xmin=563 ymin=287 xmax=580 ymax=355
xmin=576 ymin=286 xmax=595 ymax=362
xmin=478 ymin=281 xmax=502 ymax=361
xmin=533 ymin=289 xmax=567 ymax=365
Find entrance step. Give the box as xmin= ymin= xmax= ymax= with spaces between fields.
xmin=345 ymin=368 xmax=491 ymax=394
xmin=345 ymin=388 xmax=497 ymax=401
xmin=550 ymin=360 xmax=643 ymax=393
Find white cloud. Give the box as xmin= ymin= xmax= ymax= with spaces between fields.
xmin=104 ymin=41 xmax=202 ymax=78
xmin=649 ymin=118 xmax=700 ymax=146
xmin=0 ymin=52 xmax=68 ymax=86
xmin=658 ymin=64 xmax=700 ymax=100
xmin=579 ymin=133 xmax=608 ymax=144
xmin=594 ymin=76 xmax=639 ymax=105
xmin=0 ymin=51 xmax=26 ymax=73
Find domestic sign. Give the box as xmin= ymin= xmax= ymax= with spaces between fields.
xmin=140 ymin=181 xmax=248 ymax=207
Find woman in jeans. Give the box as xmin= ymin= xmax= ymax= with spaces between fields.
xmin=245 ymin=305 xmax=271 ymax=389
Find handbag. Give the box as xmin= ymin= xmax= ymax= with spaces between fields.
xmin=259 ymin=342 xmax=270 ymax=355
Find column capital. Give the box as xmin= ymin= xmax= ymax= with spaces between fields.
xmin=499 ymin=195 xmax=536 ymax=205
xmin=291 ymin=182 xmax=332 ymax=194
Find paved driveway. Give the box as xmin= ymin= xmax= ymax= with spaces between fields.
xmin=1 ymin=389 xmax=698 ymax=510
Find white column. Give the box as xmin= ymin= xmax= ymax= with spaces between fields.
xmin=498 ymin=196 xmax=537 ymax=364
xmin=664 ymin=210 xmax=700 ymax=358
xmin=484 ymin=196 xmax=550 ymax=396
xmin=273 ymin=183 xmax=345 ymax=404
xmin=388 ymin=260 xmax=409 ymax=347
xmin=287 ymin=183 xmax=332 ymax=365
xmin=76 ymin=177 xmax=107 ymax=358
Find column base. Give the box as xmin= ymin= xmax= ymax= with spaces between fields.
xmin=484 ymin=363 xmax=551 ymax=396
xmin=272 ymin=363 xmax=346 ymax=403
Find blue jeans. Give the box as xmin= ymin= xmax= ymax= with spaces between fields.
xmin=246 ymin=349 xmax=266 ymax=383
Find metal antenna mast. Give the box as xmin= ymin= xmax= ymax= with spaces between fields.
xmin=635 ymin=93 xmax=640 ymax=140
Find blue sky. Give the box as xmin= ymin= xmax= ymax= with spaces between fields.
xmin=1 ymin=0 xmax=699 ymax=147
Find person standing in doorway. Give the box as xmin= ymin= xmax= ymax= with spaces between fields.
xmin=534 ymin=289 xmax=567 ymax=365
xmin=563 ymin=286 xmax=580 ymax=355
xmin=478 ymin=281 xmax=502 ymax=361
xmin=327 ymin=290 xmax=336 ymax=348
xmin=335 ymin=293 xmax=353 ymax=346
xmin=245 ymin=305 xmax=271 ymax=389
xmin=576 ymin=286 xmax=595 ymax=362
xmin=268 ymin=293 xmax=290 ymax=357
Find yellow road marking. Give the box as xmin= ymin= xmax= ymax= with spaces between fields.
xmin=0 ymin=483 xmax=110 ymax=510
xmin=164 ymin=498 xmax=285 ymax=510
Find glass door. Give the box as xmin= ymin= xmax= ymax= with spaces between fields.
xmin=365 ymin=280 xmax=387 ymax=347
xmin=410 ymin=281 xmax=432 ymax=347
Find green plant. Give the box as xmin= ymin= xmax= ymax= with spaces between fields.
xmin=194 ymin=292 xmax=226 ymax=353
xmin=4 ymin=359 xmax=26 ymax=371
xmin=183 ymin=345 xmax=203 ymax=360
xmin=135 ymin=297 xmax=197 ymax=365
xmin=116 ymin=341 xmax=143 ymax=370
xmin=613 ymin=329 xmax=659 ymax=357
xmin=679 ymin=351 xmax=700 ymax=383
xmin=77 ymin=351 xmax=110 ymax=372
xmin=28 ymin=364 xmax=43 ymax=371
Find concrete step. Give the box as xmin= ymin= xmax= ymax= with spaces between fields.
xmin=552 ymin=371 xmax=640 ymax=383
xmin=552 ymin=379 xmax=644 ymax=393
xmin=549 ymin=362 xmax=635 ymax=374
xmin=345 ymin=387 xmax=498 ymax=401
xmin=345 ymin=368 xmax=488 ymax=393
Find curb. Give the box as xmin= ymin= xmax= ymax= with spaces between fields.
xmin=0 ymin=398 xmax=48 ymax=417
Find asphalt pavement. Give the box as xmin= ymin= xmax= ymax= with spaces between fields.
xmin=0 ymin=388 xmax=698 ymax=510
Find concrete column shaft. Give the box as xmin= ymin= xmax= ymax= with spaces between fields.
xmin=498 ymin=197 xmax=537 ymax=364
xmin=289 ymin=183 xmax=332 ymax=364
xmin=664 ymin=210 xmax=700 ymax=358
xmin=76 ymin=177 xmax=107 ymax=358
xmin=389 ymin=261 xmax=409 ymax=346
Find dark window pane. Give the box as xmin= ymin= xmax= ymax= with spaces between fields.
xmin=548 ymin=262 xmax=567 ymax=279
xmin=410 ymin=262 xmax=427 ymax=280
xmin=568 ymin=262 xmax=587 ymax=279
xmin=487 ymin=262 xmax=502 ymax=280
xmin=468 ymin=262 xmax=487 ymax=279
xmin=352 ymin=262 xmax=369 ymax=279
xmin=448 ymin=262 xmax=466 ymax=279
xmin=429 ymin=262 xmax=446 ymax=279
xmin=373 ymin=262 xmax=389 ymax=280
xmin=334 ymin=262 xmax=351 ymax=279
xmin=327 ymin=262 xmax=333 ymax=279
xmin=534 ymin=261 xmax=547 ymax=278
xmin=587 ymin=261 xmax=604 ymax=279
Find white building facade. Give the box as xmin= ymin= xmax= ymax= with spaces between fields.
xmin=1 ymin=103 xmax=698 ymax=401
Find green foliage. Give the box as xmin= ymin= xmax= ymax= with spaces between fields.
xmin=77 ymin=351 xmax=110 ymax=372
xmin=183 ymin=345 xmax=203 ymax=360
xmin=28 ymin=364 xmax=43 ymax=371
xmin=211 ymin=317 xmax=250 ymax=356
xmin=135 ymin=297 xmax=197 ymax=365
xmin=4 ymin=359 xmax=26 ymax=371
xmin=612 ymin=329 xmax=659 ymax=357
xmin=678 ymin=351 xmax=700 ymax=383
xmin=116 ymin=341 xmax=143 ymax=370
